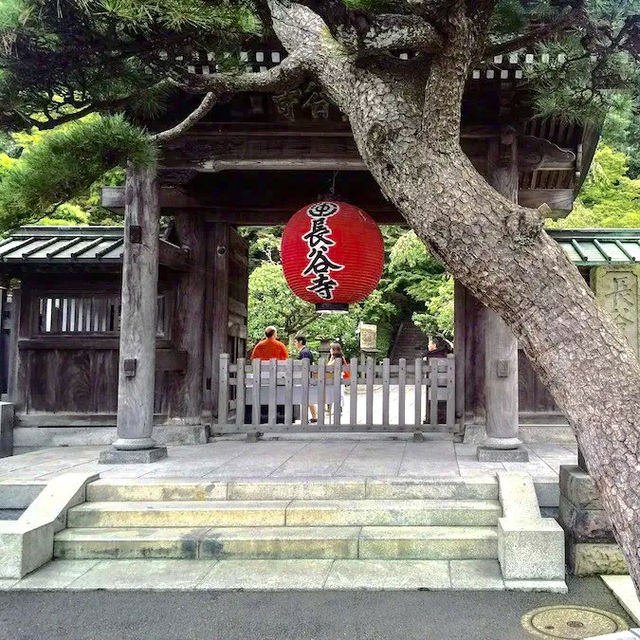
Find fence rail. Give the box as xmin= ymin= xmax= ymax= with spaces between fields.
xmin=216 ymin=354 xmax=456 ymax=433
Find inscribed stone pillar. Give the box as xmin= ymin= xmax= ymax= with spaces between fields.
xmin=592 ymin=265 xmax=640 ymax=358
xmin=100 ymin=164 xmax=167 ymax=463
xmin=477 ymin=127 xmax=527 ymax=461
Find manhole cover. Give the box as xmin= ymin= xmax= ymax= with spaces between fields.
xmin=521 ymin=605 xmax=628 ymax=639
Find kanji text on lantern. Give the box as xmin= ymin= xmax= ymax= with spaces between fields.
xmin=301 ymin=202 xmax=344 ymax=300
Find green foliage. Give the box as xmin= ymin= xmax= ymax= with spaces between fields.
xmin=518 ymin=1 xmax=640 ymax=124
xmin=0 ymin=114 xmax=152 ymax=231
xmin=547 ymin=145 xmax=640 ymax=229
xmin=384 ymin=230 xmax=450 ymax=321
xmin=248 ymin=262 xmax=317 ymax=346
xmin=239 ymin=226 xmax=283 ymax=272
xmin=247 ymin=261 xmax=398 ymax=359
xmin=0 ymin=0 xmax=261 ymax=131
xmin=412 ymin=277 xmax=454 ymax=342
xmin=245 ymin=226 xmax=453 ymax=358
xmin=600 ymin=95 xmax=640 ymax=178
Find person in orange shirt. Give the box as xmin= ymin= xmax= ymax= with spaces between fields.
xmin=250 ymin=326 xmax=289 ymax=361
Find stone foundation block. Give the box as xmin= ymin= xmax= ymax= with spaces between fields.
xmin=569 ymin=541 xmax=627 ymax=576
xmin=0 ymin=522 xmax=54 ymax=578
xmin=477 ymin=446 xmax=529 ymax=462
xmin=559 ymin=495 xmax=613 ymax=542
xmin=559 ymin=465 xmax=602 ymax=510
xmin=498 ymin=518 xmax=565 ymax=581
xmin=0 ymin=402 xmax=14 ymax=458
xmin=98 ymin=447 xmax=168 ymax=464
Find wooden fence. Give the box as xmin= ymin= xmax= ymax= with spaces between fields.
xmin=216 ymin=354 xmax=456 ymax=433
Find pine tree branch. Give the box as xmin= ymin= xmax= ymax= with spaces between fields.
xmin=154 ymin=54 xmax=310 ymax=143
xmin=152 ymin=91 xmax=221 ymax=143
xmin=360 ymin=14 xmax=444 ymax=52
xmin=172 ymin=51 xmax=309 ymax=94
xmin=287 ymin=1 xmax=444 ymax=52
xmin=485 ymin=2 xmax=586 ymax=57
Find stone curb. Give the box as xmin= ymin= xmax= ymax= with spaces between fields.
xmin=496 ymin=471 xmax=566 ymax=587
xmin=0 ymin=472 xmax=98 ymax=578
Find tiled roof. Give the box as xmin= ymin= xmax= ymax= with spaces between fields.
xmin=548 ymin=229 xmax=640 ymax=266
xmin=1 ymin=226 xmax=639 ymax=268
xmin=0 ymin=226 xmax=178 ymax=264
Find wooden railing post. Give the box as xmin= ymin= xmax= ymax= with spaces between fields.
xmin=101 ymin=164 xmax=166 ymax=463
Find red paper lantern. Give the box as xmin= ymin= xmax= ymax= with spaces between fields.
xmin=281 ymin=201 xmax=384 ymax=312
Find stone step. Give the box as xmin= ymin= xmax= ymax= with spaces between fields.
xmin=68 ymin=499 xmax=501 ymax=528
xmin=68 ymin=501 xmax=289 ymax=528
xmin=54 ymin=525 xmax=497 ymax=560
xmin=285 ymin=499 xmax=501 ymax=527
xmin=359 ymin=526 xmax=497 ymax=559
xmin=86 ymin=477 xmax=498 ymax=502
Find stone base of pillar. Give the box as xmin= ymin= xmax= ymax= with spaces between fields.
xmin=98 ymin=446 xmax=168 ymax=464
xmin=477 ymin=445 xmax=529 ymax=462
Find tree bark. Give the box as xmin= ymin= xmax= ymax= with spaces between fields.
xmin=269 ymin=0 xmax=640 ymax=589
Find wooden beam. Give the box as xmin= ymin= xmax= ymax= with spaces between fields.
xmin=518 ymin=189 xmax=574 ymax=213
xmin=159 ymin=129 xmax=575 ymax=174
xmin=102 ymin=186 xmax=200 ymax=210
xmin=103 ymin=186 xmax=575 ymax=221
xmin=204 ymin=208 xmax=405 ymax=225
xmin=17 ymin=338 xmax=172 ymax=350
xmin=15 ymin=413 xmax=174 ymax=428
xmin=158 ymin=242 xmax=191 ymax=272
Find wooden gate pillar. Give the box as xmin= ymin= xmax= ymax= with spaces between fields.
xmin=477 ymin=127 xmax=528 ymax=460
xmin=101 ymin=164 xmax=167 ymax=463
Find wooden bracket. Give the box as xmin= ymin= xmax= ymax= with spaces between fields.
xmin=129 ymin=225 xmax=142 ymax=244
xmin=123 ymin=358 xmax=137 ymax=378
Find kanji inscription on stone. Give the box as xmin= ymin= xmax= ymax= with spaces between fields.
xmin=593 ymin=265 xmax=640 ymax=356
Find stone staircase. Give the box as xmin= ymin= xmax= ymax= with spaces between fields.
xmin=390 ymin=321 xmax=429 ymax=363
xmin=54 ymin=477 xmax=500 ymax=562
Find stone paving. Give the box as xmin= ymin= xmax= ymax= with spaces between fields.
xmin=0 ymin=438 xmax=578 ymax=594
xmin=0 ymin=439 xmax=577 ymax=485
xmin=0 ymin=558 xmax=557 ymax=592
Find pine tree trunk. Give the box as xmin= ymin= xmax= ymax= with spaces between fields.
xmin=269 ymin=0 xmax=640 ymax=588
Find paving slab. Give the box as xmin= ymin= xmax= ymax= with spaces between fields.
xmin=69 ymin=559 xmax=217 ymax=590
xmin=202 ymin=442 xmax=309 ymax=477
xmin=269 ymin=441 xmax=358 ymax=477
xmin=196 ymin=559 xmax=332 ymax=590
xmin=602 ymin=575 xmax=640 ymax=625
xmin=13 ymin=560 xmax=100 ymax=589
xmin=0 ymin=440 xmax=578 ymax=508
xmin=0 ymin=578 xmax=17 ymax=590
xmin=324 ymin=559 xmax=451 ymax=590
xmin=450 ymin=559 xmax=504 ymax=590
xmin=334 ymin=441 xmax=406 ymax=477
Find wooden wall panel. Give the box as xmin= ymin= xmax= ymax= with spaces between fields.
xmin=518 ymin=349 xmax=558 ymax=413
